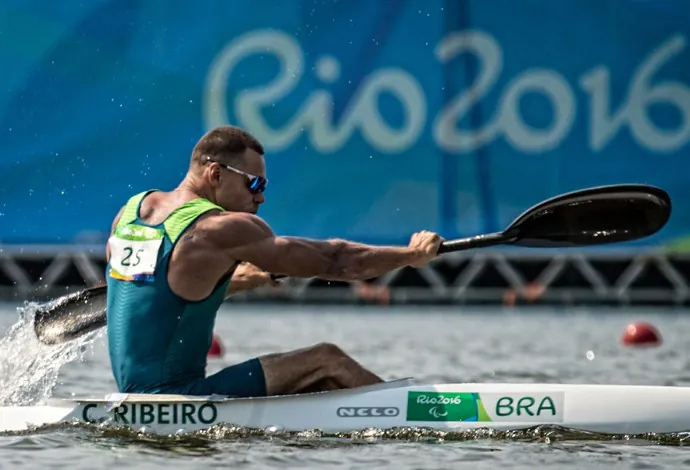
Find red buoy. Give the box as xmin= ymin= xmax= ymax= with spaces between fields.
xmin=621 ymin=322 xmax=662 ymax=347
xmin=208 ymin=333 xmax=225 ymax=358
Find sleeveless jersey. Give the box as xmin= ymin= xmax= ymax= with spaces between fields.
xmin=105 ymin=190 xmax=230 ymax=393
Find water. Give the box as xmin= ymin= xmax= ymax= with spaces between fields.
xmin=0 ymin=302 xmax=690 ymax=469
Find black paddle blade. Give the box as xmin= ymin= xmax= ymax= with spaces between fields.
xmin=33 ymin=285 xmax=107 ymax=345
xmin=437 ymin=184 xmax=671 ymax=254
xmin=505 ymin=184 xmax=671 ymax=247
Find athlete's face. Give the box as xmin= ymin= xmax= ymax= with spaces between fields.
xmin=210 ymin=149 xmax=267 ymax=214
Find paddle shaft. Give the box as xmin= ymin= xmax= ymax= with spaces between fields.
xmin=437 ymin=232 xmax=516 ymax=255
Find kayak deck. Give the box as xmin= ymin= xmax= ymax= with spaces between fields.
xmin=51 ymin=377 xmax=415 ymax=404
xmin=3 ymin=380 xmax=690 ymax=436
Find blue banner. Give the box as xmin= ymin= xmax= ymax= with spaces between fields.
xmin=1 ymin=0 xmax=689 ymax=248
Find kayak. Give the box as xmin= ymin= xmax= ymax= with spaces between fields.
xmin=3 ymin=379 xmax=690 ymax=436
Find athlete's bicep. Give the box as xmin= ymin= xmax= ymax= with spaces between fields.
xmin=220 ymin=214 xmax=338 ymax=278
xmin=234 ymin=236 xmax=336 ymax=277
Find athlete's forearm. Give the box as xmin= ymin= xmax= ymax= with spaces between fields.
xmin=298 ymin=238 xmax=421 ymax=281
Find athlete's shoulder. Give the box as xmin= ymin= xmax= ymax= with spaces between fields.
xmin=195 ymin=211 xmax=275 ymax=245
xmin=199 ymin=211 xmax=273 ymax=233
xmin=110 ymin=205 xmax=126 ymax=234
xmin=111 ymin=190 xmax=158 ymax=228
xmin=106 ymin=205 xmax=126 ymax=260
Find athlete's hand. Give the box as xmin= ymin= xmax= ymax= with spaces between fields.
xmin=407 ymin=230 xmax=444 ymax=267
xmin=231 ymin=262 xmax=283 ymax=291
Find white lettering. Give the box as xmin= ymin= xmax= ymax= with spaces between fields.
xmin=204 ymin=30 xmax=425 ymax=154
xmin=203 ymin=30 xmax=690 ymax=155
xmin=336 ymin=407 xmax=399 ymax=417
xmin=498 ymin=69 xmax=575 ymax=153
xmin=581 ymin=34 xmax=690 ymax=153
xmin=204 ymin=30 xmax=304 ymax=150
xmin=433 ymin=30 xmax=503 ymax=152
xmin=415 ymin=394 xmax=462 ymax=405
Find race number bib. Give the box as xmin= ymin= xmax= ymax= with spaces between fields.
xmin=108 ymin=224 xmax=164 ymax=282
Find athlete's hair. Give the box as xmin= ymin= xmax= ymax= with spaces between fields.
xmin=191 ymin=126 xmax=264 ymax=168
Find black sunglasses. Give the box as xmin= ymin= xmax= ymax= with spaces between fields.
xmin=205 ymin=156 xmax=268 ymax=194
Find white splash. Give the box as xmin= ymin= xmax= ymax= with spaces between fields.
xmin=0 ymin=301 xmax=101 ymax=406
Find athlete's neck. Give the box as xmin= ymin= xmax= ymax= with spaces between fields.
xmin=175 ymin=176 xmax=215 ymax=204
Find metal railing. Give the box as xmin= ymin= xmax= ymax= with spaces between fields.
xmin=0 ymin=245 xmax=688 ymax=306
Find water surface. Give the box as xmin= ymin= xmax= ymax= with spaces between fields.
xmin=0 ymin=302 xmax=689 ymax=469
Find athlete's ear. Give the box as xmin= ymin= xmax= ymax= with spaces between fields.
xmin=209 ymin=164 xmax=222 ymax=186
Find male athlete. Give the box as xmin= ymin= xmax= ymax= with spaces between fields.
xmin=105 ymin=125 xmax=443 ymax=398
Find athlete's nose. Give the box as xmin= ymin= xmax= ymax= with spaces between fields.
xmin=254 ymin=192 xmax=265 ymax=205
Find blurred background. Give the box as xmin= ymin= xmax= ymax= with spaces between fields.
xmin=0 ymin=0 xmax=689 ymax=306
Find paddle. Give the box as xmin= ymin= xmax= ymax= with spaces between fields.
xmin=437 ymin=183 xmax=671 ymax=253
xmin=32 ymin=183 xmax=671 ymax=345
xmin=33 ymin=284 xmax=109 ymax=346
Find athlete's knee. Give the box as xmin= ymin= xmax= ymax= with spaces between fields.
xmin=313 ymin=342 xmax=349 ymax=360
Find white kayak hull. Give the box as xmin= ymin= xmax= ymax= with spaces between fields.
xmin=3 ymin=379 xmax=690 ymax=436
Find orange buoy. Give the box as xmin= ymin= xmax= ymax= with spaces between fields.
xmin=621 ymin=322 xmax=662 ymax=347
xmin=208 ymin=333 xmax=225 ymax=358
